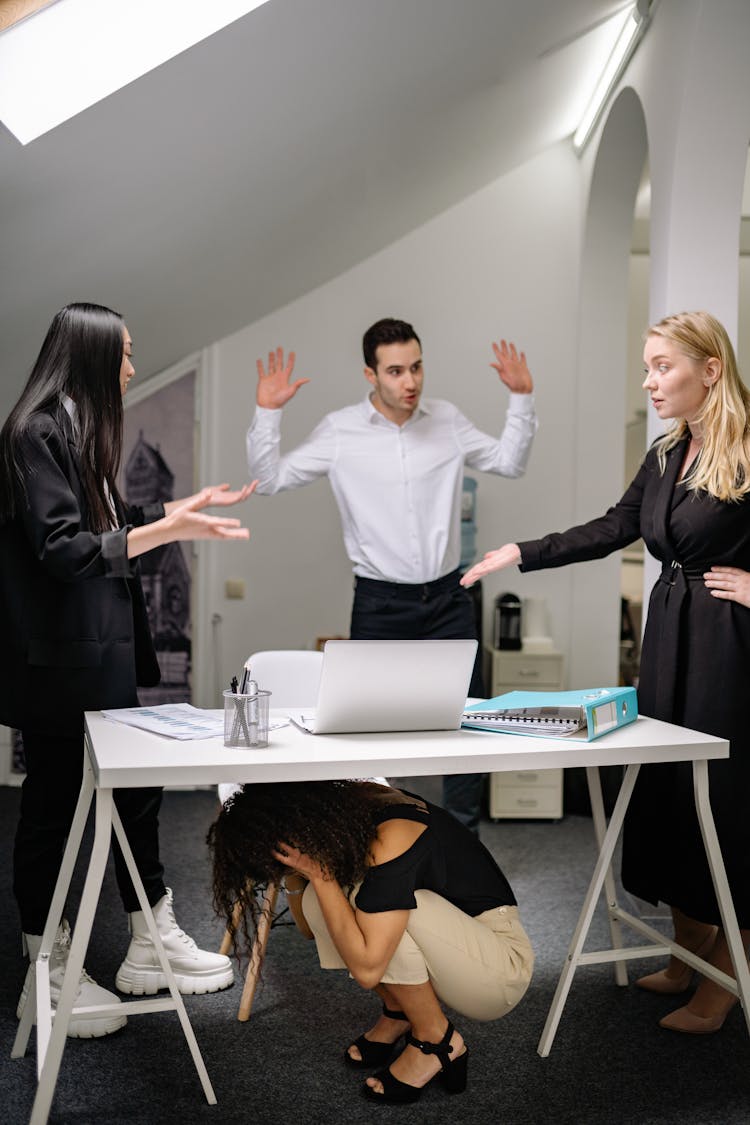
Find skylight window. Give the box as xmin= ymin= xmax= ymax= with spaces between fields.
xmin=0 ymin=0 xmax=271 ymax=145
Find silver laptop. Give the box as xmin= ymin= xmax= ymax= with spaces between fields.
xmin=292 ymin=638 xmax=477 ymax=734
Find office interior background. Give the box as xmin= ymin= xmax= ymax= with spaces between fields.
xmin=0 ymin=0 xmax=749 ymax=781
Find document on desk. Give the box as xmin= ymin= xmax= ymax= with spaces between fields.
xmin=102 ymin=704 xmax=225 ymax=739
xmin=102 ymin=704 xmax=290 ymax=740
xmin=462 ymin=686 xmax=638 ymax=741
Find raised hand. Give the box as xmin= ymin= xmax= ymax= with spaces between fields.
xmin=491 ymin=339 xmax=533 ymax=394
xmin=460 ymin=543 xmax=522 ymax=588
xmin=256 ymin=347 xmax=310 ymax=409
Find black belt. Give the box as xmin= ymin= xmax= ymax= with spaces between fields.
xmin=355 ymin=568 xmax=462 ymax=601
xmin=658 ymin=561 xmax=708 ymax=586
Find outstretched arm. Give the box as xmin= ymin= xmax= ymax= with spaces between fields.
xmin=127 ymin=488 xmax=251 ymax=558
xmin=491 ymin=339 xmax=533 ymax=394
xmin=256 ymin=347 xmax=310 ymax=409
xmin=460 ymin=543 xmax=521 ymax=588
xmin=704 ymin=566 xmax=750 ymax=608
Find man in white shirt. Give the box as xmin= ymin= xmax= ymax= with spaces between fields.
xmin=246 ymin=318 xmax=538 ymax=832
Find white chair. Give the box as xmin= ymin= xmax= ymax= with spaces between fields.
xmin=218 ymin=649 xmax=323 ymax=1020
xmin=218 ymin=647 xmax=389 ymax=1020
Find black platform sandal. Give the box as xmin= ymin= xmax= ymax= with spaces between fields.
xmin=363 ymin=1019 xmax=469 ymax=1103
xmin=344 ymin=1004 xmax=410 ymax=1069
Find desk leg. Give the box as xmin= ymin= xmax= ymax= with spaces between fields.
xmin=586 ymin=766 xmax=628 ymax=987
xmin=110 ymin=803 xmax=216 ymax=1105
xmin=537 ymin=763 xmax=640 ymax=1057
xmin=692 ymin=759 xmax=750 ymax=1037
xmin=30 ymin=784 xmax=114 ymax=1125
xmin=11 ymin=758 xmax=96 ymax=1065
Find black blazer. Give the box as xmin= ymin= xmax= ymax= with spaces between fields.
xmin=0 ymin=405 xmax=162 ymax=735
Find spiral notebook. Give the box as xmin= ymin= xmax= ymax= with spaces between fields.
xmin=462 ymin=686 xmax=638 ymax=741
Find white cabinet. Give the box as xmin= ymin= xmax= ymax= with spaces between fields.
xmin=485 ymin=647 xmax=565 ymax=820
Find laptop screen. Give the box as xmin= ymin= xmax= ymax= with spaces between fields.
xmin=302 ymin=638 xmax=477 ymax=734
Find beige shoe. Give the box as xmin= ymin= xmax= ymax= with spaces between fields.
xmin=635 ymin=928 xmax=717 ymax=994
xmin=17 ymin=921 xmax=126 ymax=1038
xmin=659 ymin=999 xmax=736 ymax=1034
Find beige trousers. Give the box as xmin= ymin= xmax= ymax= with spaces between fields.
xmin=301 ymin=884 xmax=534 ymax=1023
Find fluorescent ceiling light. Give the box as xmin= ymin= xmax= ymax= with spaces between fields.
xmin=573 ymin=1 xmax=650 ymax=155
xmin=0 ymin=0 xmax=271 ymax=145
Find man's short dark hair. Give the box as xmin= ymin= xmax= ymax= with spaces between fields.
xmin=362 ymin=318 xmax=421 ymax=370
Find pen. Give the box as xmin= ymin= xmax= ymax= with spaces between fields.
xmin=247 ymin=678 xmax=259 ymax=743
xmin=230 ymin=672 xmax=251 ymax=744
xmin=239 ymin=658 xmax=253 ymax=694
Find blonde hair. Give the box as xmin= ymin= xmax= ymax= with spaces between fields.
xmin=650 ymin=311 xmax=750 ymax=502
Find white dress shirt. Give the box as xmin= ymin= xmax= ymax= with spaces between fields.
xmin=247 ymin=393 xmax=537 ymax=584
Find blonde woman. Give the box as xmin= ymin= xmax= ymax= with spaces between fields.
xmin=462 ymin=311 xmax=750 ymax=1035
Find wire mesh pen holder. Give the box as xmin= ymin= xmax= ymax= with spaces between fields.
xmin=223 ymin=689 xmax=271 ymax=748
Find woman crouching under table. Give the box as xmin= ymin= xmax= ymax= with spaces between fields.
xmin=208 ymin=779 xmax=533 ymax=1105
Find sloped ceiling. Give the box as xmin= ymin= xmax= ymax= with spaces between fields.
xmin=0 ymin=0 xmax=630 ymax=398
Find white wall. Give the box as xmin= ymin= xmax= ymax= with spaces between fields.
xmin=576 ymin=0 xmax=750 ymax=653
xmin=192 ymin=0 xmax=750 ymax=707
xmin=193 ymin=141 xmax=584 ymax=704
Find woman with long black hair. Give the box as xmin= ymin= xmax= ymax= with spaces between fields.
xmin=0 ymin=302 xmax=254 ymax=1037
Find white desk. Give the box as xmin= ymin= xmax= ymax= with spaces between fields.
xmin=14 ymin=711 xmax=750 ymax=1123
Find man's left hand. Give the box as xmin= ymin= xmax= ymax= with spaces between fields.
xmin=491 ymin=339 xmax=533 ymax=394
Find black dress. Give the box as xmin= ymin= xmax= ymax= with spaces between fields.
xmin=518 ymin=437 xmax=750 ymax=927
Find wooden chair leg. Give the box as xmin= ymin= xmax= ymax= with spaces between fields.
xmin=237 ymin=882 xmax=279 ymax=1022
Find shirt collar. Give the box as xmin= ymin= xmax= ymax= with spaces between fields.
xmin=61 ymin=394 xmax=78 ymax=431
xmin=362 ymin=393 xmax=430 ymax=427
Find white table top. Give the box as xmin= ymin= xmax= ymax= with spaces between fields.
xmin=84 ymin=710 xmax=729 ymax=790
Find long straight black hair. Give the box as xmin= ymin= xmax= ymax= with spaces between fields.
xmin=0 ymin=302 xmax=126 ymax=532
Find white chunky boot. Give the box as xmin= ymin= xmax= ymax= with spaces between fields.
xmin=115 ymin=888 xmax=234 ymax=996
xmin=17 ymin=921 xmax=127 ymax=1038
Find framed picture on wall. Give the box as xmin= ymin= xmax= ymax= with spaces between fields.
xmin=121 ymin=359 xmax=199 ymax=706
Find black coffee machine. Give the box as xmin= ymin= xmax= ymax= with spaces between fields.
xmin=493 ymin=592 xmax=522 ymax=650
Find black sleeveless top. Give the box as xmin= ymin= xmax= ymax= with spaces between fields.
xmin=354 ymin=792 xmax=516 ymax=917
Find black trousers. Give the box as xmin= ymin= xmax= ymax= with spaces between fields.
xmin=350 ymin=569 xmax=485 ymax=833
xmin=14 ymin=727 xmax=167 ymax=934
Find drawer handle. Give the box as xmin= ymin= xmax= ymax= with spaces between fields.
xmin=517 ymin=799 xmax=539 ymax=808
xmin=517 ymin=669 xmax=540 ymax=677
xmin=516 ymin=773 xmax=538 ymax=782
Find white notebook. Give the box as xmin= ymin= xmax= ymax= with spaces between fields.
xmin=291 ymin=638 xmax=477 ymax=735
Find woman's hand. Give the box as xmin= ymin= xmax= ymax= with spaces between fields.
xmin=163 ymin=491 xmax=250 ymax=541
xmin=256 ymin=347 xmax=310 ymax=409
xmin=704 ymin=566 xmax=750 ymax=608
xmin=128 ymin=494 xmax=249 ymax=557
xmin=460 ymin=543 xmax=522 ymax=588
xmin=163 ymin=481 xmax=256 ymax=515
xmin=272 ymin=841 xmax=330 ymax=884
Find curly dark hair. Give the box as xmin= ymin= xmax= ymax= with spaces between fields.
xmin=207 ymin=780 xmax=399 ymax=959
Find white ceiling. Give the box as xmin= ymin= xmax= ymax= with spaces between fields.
xmin=0 ymin=0 xmax=632 ymax=396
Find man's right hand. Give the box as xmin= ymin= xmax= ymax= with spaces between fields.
xmin=256 ymin=347 xmax=310 ymax=408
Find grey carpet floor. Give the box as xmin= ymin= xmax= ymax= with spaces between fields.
xmin=0 ymin=777 xmax=748 ymax=1124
